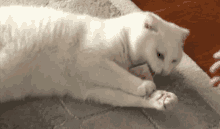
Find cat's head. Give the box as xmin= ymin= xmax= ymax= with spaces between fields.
xmin=126 ymin=11 xmax=189 ymax=76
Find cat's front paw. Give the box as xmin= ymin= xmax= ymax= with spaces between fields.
xmin=137 ymin=80 xmax=156 ymax=96
xmin=145 ymin=90 xmax=178 ymax=111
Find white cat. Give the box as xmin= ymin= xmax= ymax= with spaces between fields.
xmin=0 ymin=5 xmax=189 ymax=111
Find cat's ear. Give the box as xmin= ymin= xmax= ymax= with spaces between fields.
xmin=181 ymin=28 xmax=190 ymax=44
xmin=144 ymin=22 xmax=158 ymax=32
xmin=144 ymin=12 xmax=159 ymax=32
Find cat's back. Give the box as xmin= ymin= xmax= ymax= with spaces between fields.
xmin=0 ymin=5 xmax=94 ymax=31
xmin=0 ymin=5 xmax=69 ymax=20
xmin=0 ymin=6 xmax=70 ymax=27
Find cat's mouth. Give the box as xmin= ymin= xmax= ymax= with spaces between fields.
xmin=147 ymin=63 xmax=155 ymax=76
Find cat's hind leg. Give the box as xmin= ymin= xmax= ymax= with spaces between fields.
xmin=84 ymin=88 xmax=178 ymax=111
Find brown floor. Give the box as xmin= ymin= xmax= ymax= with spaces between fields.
xmin=132 ymin=0 xmax=220 ymax=78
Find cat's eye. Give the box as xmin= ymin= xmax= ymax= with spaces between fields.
xmin=172 ymin=60 xmax=177 ymax=63
xmin=157 ymin=52 xmax=164 ymax=60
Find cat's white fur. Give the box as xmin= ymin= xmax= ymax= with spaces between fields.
xmin=0 ymin=5 xmax=189 ymax=111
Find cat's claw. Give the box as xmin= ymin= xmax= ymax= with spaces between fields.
xmin=145 ymin=90 xmax=178 ymax=111
xmin=137 ymin=81 xmax=156 ymax=96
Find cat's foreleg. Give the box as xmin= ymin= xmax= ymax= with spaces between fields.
xmin=85 ymin=87 xmax=178 ymax=111
xmin=73 ymin=55 xmax=156 ymax=97
xmin=72 ymin=54 xmax=178 ymax=110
